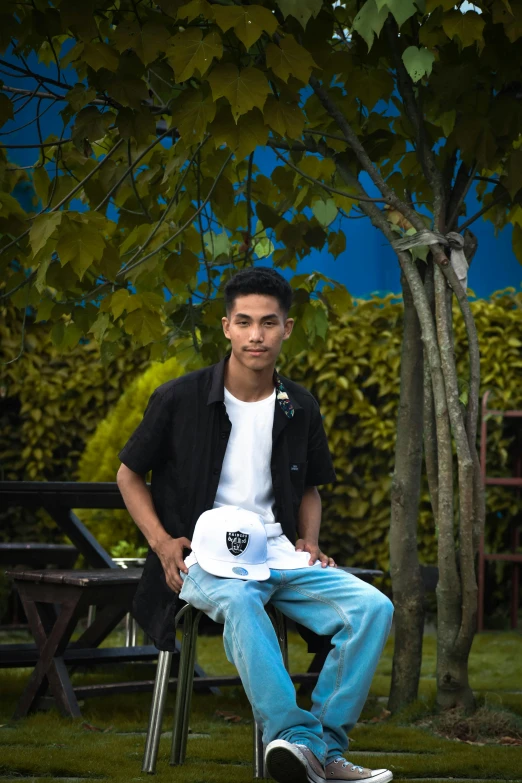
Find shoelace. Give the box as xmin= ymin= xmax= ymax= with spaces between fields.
xmin=332 ymin=757 xmax=365 ymax=773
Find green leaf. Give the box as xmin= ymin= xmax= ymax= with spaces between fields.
xmin=212 ymin=4 xmax=278 ymax=50
xmin=203 ymin=230 xmax=230 ymax=260
xmin=377 ymin=0 xmax=418 ymax=27
xmin=275 ymin=0 xmax=323 ymax=28
xmin=327 ymin=230 xmax=347 ymax=259
xmin=168 ymin=28 xmax=222 ymax=82
xmin=171 ymin=87 xmax=216 ymax=141
xmin=90 ymin=312 xmax=111 ymax=342
xmin=0 ymin=192 xmax=26 ymax=219
xmin=442 ymin=10 xmax=485 ymax=49
xmin=265 ymin=35 xmax=319 ymax=84
xmin=124 ymin=308 xmax=164 ymax=344
xmin=112 ymin=20 xmax=171 ymax=65
xmin=82 ymin=41 xmax=119 ymax=72
xmin=502 ymin=149 xmax=522 ymax=199
xmin=0 ymin=92 xmax=14 ymax=128
xmin=32 ymin=166 xmax=51 ymax=205
xmin=353 ymin=0 xmax=389 ymax=51
xmin=208 ymin=64 xmax=270 ymax=122
xmin=107 ymin=74 xmax=149 ymax=111
xmin=64 ymin=83 xmax=97 ymax=113
xmin=401 ymin=45 xmax=435 ymax=82
xmin=116 ymin=107 xmax=156 ymax=144
xmin=312 ymin=198 xmax=338 ymax=227
xmin=29 ymin=212 xmax=62 ymax=256
xmin=323 ymin=284 xmax=351 ymax=314
xmin=56 ymin=220 xmax=106 ymax=280
xmin=256 ymin=202 xmax=282 ymax=230
xmin=176 ymin=0 xmax=214 ymax=22
xmin=263 ymin=96 xmax=304 ymax=139
xmin=110 ymin=289 xmax=130 ymax=320
xmin=72 ymin=106 xmax=113 ymax=146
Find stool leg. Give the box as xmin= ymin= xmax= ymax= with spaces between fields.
xmin=142 ymin=650 xmax=173 ymax=774
xmin=253 ymin=721 xmax=267 ymax=778
xmin=179 ymin=610 xmax=202 ymax=764
xmin=170 ymin=606 xmax=195 ymax=766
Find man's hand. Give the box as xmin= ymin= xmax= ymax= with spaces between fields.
xmin=295 ymin=538 xmax=337 ymax=568
xmin=154 ymin=535 xmax=192 ymax=593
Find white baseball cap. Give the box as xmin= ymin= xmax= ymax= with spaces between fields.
xmin=190 ymin=506 xmax=270 ymax=580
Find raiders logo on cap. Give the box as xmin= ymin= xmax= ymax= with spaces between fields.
xmin=227 ymin=531 xmax=249 ymax=556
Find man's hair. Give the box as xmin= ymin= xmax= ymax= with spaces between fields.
xmin=224 ymin=267 xmax=293 ymax=316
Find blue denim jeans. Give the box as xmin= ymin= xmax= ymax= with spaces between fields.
xmin=179 ymin=563 xmax=393 ymax=767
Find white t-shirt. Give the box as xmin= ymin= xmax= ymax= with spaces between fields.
xmin=185 ymin=385 xmax=320 ymax=571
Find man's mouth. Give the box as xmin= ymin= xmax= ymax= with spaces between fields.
xmin=245 ymin=349 xmax=267 ymax=354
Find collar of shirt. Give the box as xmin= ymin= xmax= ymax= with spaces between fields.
xmin=206 ymin=354 xmax=301 ymax=419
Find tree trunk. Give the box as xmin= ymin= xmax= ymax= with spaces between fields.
xmin=388 ymin=272 xmax=425 ymax=713
xmin=433 ymin=263 xmax=476 ymax=710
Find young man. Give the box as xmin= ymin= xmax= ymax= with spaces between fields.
xmin=117 ymin=267 xmax=394 ymax=783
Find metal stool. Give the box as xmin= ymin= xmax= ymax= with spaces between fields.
xmin=142 ymin=601 xmax=288 ymax=777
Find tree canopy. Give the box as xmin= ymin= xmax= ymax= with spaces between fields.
xmin=1 ymin=0 xmax=521 ymax=364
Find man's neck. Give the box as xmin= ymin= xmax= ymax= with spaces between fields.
xmin=224 ymin=353 xmax=276 ymax=402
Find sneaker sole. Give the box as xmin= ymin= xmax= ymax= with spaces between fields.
xmin=328 ymin=770 xmax=393 ymax=783
xmin=265 ymin=742 xmax=324 ymax=783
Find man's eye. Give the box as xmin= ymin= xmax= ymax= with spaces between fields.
xmin=264 ymin=322 xmax=275 ymax=326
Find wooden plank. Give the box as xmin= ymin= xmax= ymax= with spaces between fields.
xmin=0 ymin=644 xmax=161 ymax=668
xmin=6 ymin=568 xmax=143 ymax=586
xmin=73 ymin=671 xmax=322 ymax=698
xmin=0 ymin=480 xmax=130 ymax=509
xmin=0 ymin=544 xmax=78 ymax=568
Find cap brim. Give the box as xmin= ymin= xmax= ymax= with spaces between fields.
xmin=192 ymin=551 xmax=270 ymax=581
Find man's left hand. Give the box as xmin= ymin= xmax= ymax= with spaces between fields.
xmin=295 ymin=539 xmax=337 ymax=568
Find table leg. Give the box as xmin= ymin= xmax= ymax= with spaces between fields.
xmin=14 ymin=595 xmax=81 ymax=719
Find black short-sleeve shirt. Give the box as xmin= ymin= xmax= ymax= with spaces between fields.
xmin=119 ymin=354 xmax=336 ymax=650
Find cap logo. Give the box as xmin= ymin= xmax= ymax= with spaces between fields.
xmin=232 ymin=566 xmax=249 ymax=576
xmin=226 ymin=531 xmax=249 ymax=557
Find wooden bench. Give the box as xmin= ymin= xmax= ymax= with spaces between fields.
xmin=5 ymin=568 xmax=160 ymax=718
xmin=1 ymin=544 xmax=79 ymax=628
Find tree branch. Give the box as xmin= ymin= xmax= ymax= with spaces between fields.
xmin=385 ymin=18 xmax=446 ymax=227
xmin=308 ymin=75 xmax=424 ymax=230
xmin=458 ymin=190 xmax=510 ymax=232
xmin=272 ymin=147 xmax=390 ymax=203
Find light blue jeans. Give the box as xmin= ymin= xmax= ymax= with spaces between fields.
xmin=179 ymin=563 xmax=393 ymax=767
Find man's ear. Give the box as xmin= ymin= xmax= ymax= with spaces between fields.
xmin=222 ymin=316 xmax=231 ymax=339
xmin=283 ymin=318 xmax=294 ymax=340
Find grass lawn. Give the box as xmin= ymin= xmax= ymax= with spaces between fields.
xmin=0 ymin=626 xmax=521 ymax=782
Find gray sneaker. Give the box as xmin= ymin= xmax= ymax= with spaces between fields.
xmin=325 ymin=757 xmax=393 ymax=783
xmin=265 ymin=739 xmax=325 ymax=783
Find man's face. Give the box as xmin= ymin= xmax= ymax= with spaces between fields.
xmin=222 ymin=294 xmax=294 ymax=370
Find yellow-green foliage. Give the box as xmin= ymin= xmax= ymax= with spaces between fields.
xmin=280 ymin=288 xmax=522 ymax=574
xmin=77 ymin=289 xmax=522 ymax=578
xmin=77 ymin=357 xmax=184 ymax=551
xmin=0 ymin=300 xmax=149 ymax=541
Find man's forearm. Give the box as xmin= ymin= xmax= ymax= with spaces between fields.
xmin=116 ymin=465 xmax=171 ymax=552
xmin=297 ymin=486 xmax=322 ymax=543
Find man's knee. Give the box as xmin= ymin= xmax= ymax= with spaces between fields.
xmin=371 ymin=589 xmax=394 ymax=624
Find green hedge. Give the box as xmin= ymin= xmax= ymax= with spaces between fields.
xmin=3 ymin=289 xmax=520 ymax=584
xmin=76 ymin=288 xmax=522 ymax=580
xmin=0 ymin=300 xmax=149 ymax=542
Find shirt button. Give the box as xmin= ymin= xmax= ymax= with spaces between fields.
xmin=213 ymin=468 xmax=219 ymax=475
xmin=220 ymin=432 xmax=227 ymax=439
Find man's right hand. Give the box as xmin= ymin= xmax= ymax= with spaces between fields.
xmin=154 ymin=535 xmax=192 ymax=594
